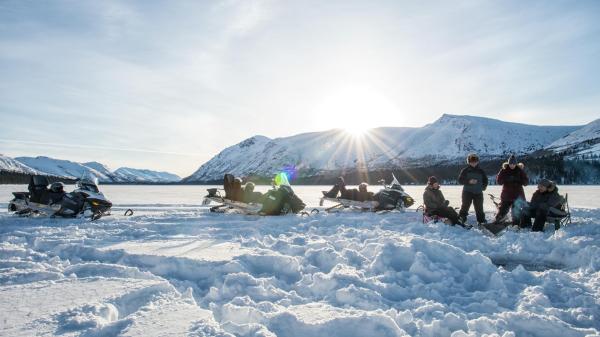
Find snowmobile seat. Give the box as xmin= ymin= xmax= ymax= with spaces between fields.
xmin=206 ymin=188 xmax=218 ymax=197
xmin=28 ymin=175 xmax=50 ymax=204
xmin=12 ymin=192 xmax=30 ymax=200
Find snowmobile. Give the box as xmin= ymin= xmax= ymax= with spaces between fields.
xmin=319 ymin=174 xmax=415 ymax=213
xmin=8 ymin=175 xmax=112 ymax=220
xmin=202 ymin=173 xmax=306 ymax=216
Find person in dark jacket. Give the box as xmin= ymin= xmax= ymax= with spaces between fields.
xmin=323 ymin=177 xmax=347 ymax=198
xmin=423 ymin=176 xmax=461 ymax=225
xmin=242 ymin=182 xmax=263 ymax=203
xmin=223 ymin=174 xmax=244 ymax=202
xmin=494 ymin=154 xmax=529 ymax=223
xmin=458 ymin=153 xmax=488 ymax=224
xmin=323 ymin=178 xmax=374 ymax=202
xmin=355 ymin=183 xmax=374 ymax=202
xmin=520 ymin=179 xmax=565 ymax=232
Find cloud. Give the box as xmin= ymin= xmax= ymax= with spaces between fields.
xmin=0 ymin=0 xmax=599 ymax=176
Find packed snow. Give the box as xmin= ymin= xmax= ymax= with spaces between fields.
xmin=1 ymin=185 xmax=599 ymax=336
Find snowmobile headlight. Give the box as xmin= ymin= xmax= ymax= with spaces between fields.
xmin=90 ymin=200 xmax=100 ymax=206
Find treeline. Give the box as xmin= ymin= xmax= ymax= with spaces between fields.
xmin=233 ymin=155 xmax=600 ymax=185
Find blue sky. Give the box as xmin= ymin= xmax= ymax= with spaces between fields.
xmin=0 ymin=0 xmax=599 ymax=176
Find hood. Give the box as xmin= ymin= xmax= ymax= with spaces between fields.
xmin=502 ymin=162 xmax=525 ymax=170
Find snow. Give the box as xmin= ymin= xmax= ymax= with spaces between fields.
xmin=0 ymin=154 xmax=38 ymax=174
xmin=10 ymin=156 xmax=181 ymax=183
xmin=113 ymin=167 xmax=181 ymax=183
xmin=185 ymin=115 xmax=579 ymax=182
xmin=546 ymin=118 xmax=600 ymax=158
xmin=1 ymin=185 xmax=599 ymax=336
xmin=16 ymin=156 xmax=113 ymax=181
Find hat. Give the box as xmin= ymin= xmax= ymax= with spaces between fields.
xmin=467 ymin=153 xmax=479 ymax=163
xmin=508 ymin=154 xmax=517 ymax=165
xmin=428 ymin=176 xmax=438 ymax=185
xmin=538 ymin=179 xmax=552 ymax=188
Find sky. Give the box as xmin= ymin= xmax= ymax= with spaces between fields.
xmin=0 ymin=0 xmax=599 ymax=177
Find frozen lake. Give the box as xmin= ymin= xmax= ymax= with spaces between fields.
xmin=1 ymin=182 xmax=599 ymax=336
xmin=1 ymin=184 xmax=600 ymax=210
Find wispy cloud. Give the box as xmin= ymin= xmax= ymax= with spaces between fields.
xmin=0 ymin=0 xmax=598 ymax=175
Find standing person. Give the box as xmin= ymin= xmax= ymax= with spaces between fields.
xmin=495 ymin=154 xmax=528 ymax=224
xmin=423 ymin=176 xmax=462 ymax=226
xmin=458 ymin=153 xmax=488 ymax=224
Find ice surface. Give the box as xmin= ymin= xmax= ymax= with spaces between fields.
xmin=1 ymin=185 xmax=599 ymax=336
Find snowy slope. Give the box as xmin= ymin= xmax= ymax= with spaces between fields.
xmin=546 ymin=118 xmax=600 ymax=159
xmin=1 ymin=198 xmax=599 ymax=336
xmin=186 ymin=114 xmax=579 ymax=182
xmin=13 ymin=156 xmax=181 ymax=183
xmin=15 ymin=156 xmax=113 ymax=181
xmin=0 ymin=154 xmax=38 ymax=174
xmin=113 ymin=167 xmax=181 ymax=183
xmin=371 ymin=114 xmax=579 ymax=167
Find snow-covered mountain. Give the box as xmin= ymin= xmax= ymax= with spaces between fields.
xmin=15 ymin=156 xmax=114 ymax=182
xmin=9 ymin=156 xmax=181 ymax=183
xmin=0 ymin=154 xmax=39 ymax=174
xmin=545 ymin=118 xmax=600 ymax=159
xmin=113 ymin=167 xmax=181 ymax=183
xmin=185 ymin=114 xmax=580 ymax=182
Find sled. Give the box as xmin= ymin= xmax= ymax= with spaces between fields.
xmin=319 ymin=197 xmax=379 ymax=213
xmin=202 ymin=196 xmax=263 ymax=215
xmin=479 ymin=221 xmax=513 ymax=236
xmin=9 ymin=198 xmax=62 ymax=216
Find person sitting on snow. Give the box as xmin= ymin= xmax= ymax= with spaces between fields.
xmin=494 ymin=154 xmax=528 ymax=224
xmin=423 ymin=176 xmax=461 ymax=226
xmin=520 ymin=179 xmax=566 ymax=232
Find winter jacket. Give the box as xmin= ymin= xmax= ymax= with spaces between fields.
xmin=423 ymin=185 xmax=448 ymax=211
xmin=529 ymin=182 xmax=564 ymax=210
xmin=458 ymin=165 xmax=488 ymax=194
xmin=496 ymin=162 xmax=528 ymax=201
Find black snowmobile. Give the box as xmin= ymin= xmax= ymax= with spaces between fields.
xmin=320 ymin=174 xmax=415 ymax=212
xmin=8 ymin=175 xmax=113 ymax=220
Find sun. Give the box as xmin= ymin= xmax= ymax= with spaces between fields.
xmin=313 ymin=84 xmax=398 ymax=134
xmin=343 ymin=124 xmax=370 ymax=137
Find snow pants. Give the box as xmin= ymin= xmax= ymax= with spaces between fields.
xmin=459 ymin=191 xmax=485 ymax=223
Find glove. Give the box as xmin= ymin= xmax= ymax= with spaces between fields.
xmin=444 ymin=200 xmax=450 ymax=206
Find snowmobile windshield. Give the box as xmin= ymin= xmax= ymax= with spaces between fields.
xmin=77 ymin=176 xmax=99 ymax=193
xmin=274 ymin=172 xmax=291 ymax=187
